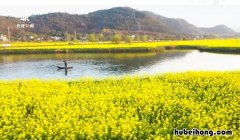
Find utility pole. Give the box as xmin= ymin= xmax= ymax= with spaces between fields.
xmin=8 ymin=26 xmax=11 ymax=44
xmin=74 ymin=29 xmax=77 ymax=41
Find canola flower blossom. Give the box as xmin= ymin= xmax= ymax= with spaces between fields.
xmin=0 ymin=72 xmax=239 ymax=139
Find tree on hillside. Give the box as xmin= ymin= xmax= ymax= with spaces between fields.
xmin=111 ymin=34 xmax=122 ymax=44
xmin=87 ymin=34 xmax=96 ymax=43
xmin=134 ymin=34 xmax=141 ymax=42
xmin=141 ymin=35 xmax=148 ymax=42
xmin=124 ymin=35 xmax=133 ymax=44
xmin=97 ymin=33 xmax=104 ymax=42
xmin=64 ymin=32 xmax=72 ymax=41
xmin=76 ymin=33 xmax=81 ymax=40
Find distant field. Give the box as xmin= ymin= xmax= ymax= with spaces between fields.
xmin=1 ymin=39 xmax=240 ymax=54
xmin=0 ymin=72 xmax=239 ymax=139
xmin=6 ymin=39 xmax=240 ymax=47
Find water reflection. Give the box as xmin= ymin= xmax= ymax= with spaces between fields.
xmin=0 ymin=50 xmax=240 ymax=79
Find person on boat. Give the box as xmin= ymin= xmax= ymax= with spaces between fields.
xmin=63 ymin=60 xmax=67 ymax=67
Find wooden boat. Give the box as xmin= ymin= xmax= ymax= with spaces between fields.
xmin=57 ymin=66 xmax=73 ymax=69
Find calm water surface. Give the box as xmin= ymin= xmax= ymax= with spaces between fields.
xmin=0 ymin=50 xmax=240 ymax=79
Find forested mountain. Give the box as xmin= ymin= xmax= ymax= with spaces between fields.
xmin=201 ymin=25 xmax=237 ymax=36
xmin=0 ymin=7 xmax=237 ymax=41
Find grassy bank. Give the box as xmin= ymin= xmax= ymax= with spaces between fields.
xmin=0 ymin=47 xmax=154 ymax=54
xmin=1 ymin=39 xmax=240 ymax=54
xmin=0 ymin=72 xmax=239 ymax=139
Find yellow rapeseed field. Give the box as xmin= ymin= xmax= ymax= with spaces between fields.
xmin=1 ymin=39 xmax=240 ymax=54
xmin=6 ymin=39 xmax=240 ymax=49
xmin=0 ymin=72 xmax=239 ymax=139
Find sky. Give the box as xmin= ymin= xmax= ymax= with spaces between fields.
xmin=0 ymin=0 xmax=240 ymax=31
